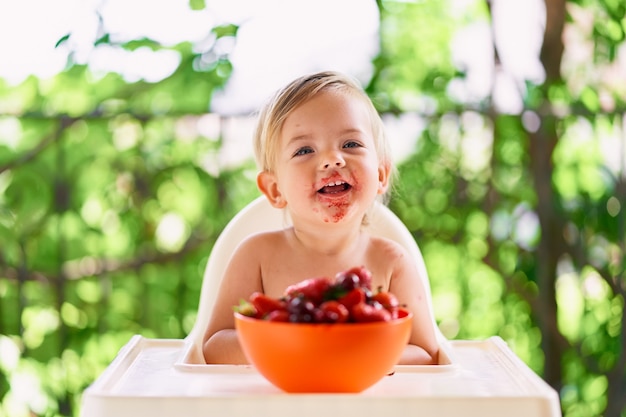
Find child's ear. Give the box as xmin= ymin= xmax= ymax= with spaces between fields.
xmin=257 ymin=171 xmax=287 ymax=208
xmin=377 ymin=162 xmax=391 ymax=194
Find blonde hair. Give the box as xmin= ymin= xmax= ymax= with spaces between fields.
xmin=253 ymin=71 xmax=392 ymax=178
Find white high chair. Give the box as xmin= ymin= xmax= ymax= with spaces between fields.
xmin=80 ymin=196 xmax=561 ymax=417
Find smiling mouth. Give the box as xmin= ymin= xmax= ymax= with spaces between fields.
xmin=318 ymin=181 xmax=351 ymax=194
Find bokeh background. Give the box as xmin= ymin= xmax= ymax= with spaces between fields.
xmin=1 ymin=0 xmax=625 ymax=416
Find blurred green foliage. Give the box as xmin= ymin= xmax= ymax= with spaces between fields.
xmin=1 ymin=1 xmax=625 ymax=416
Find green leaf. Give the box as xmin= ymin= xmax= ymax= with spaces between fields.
xmin=189 ymin=0 xmax=205 ymax=10
xmin=94 ymin=33 xmax=111 ymax=46
xmin=121 ymin=38 xmax=162 ymax=51
xmin=212 ymin=24 xmax=239 ymax=39
xmin=55 ymin=33 xmax=70 ymax=48
xmin=580 ymin=87 xmax=600 ymax=112
xmin=233 ymin=299 xmax=257 ymax=317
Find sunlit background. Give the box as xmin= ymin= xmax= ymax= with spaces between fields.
xmin=1 ymin=0 xmax=569 ymax=166
xmin=0 ymin=0 xmax=379 ymax=110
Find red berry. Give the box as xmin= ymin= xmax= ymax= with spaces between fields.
xmin=334 ymin=271 xmax=360 ymax=292
xmin=337 ymin=287 xmax=366 ymax=311
xmin=249 ymin=292 xmax=286 ymax=318
xmin=319 ymin=300 xmax=350 ymax=323
xmin=284 ymin=277 xmax=332 ymax=305
xmin=371 ymin=289 xmax=400 ymax=312
xmin=343 ymin=266 xmax=372 ymax=290
xmin=287 ymin=296 xmax=319 ymax=323
xmin=266 ymin=309 xmax=290 ymax=322
xmin=351 ymin=301 xmax=392 ymax=322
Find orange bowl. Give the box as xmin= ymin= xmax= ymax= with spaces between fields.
xmin=234 ymin=309 xmax=412 ymax=393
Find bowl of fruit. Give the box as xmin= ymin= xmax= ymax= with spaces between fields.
xmin=234 ymin=266 xmax=412 ymax=393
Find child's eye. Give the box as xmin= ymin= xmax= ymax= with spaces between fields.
xmin=343 ymin=141 xmax=362 ymax=149
xmin=293 ymin=146 xmax=313 ymax=157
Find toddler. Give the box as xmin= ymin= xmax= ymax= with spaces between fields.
xmin=203 ymin=71 xmax=439 ymax=365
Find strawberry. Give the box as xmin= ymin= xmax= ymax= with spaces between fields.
xmin=351 ymin=301 xmax=392 ymax=322
xmin=319 ymin=300 xmax=350 ymax=323
xmin=249 ymin=292 xmax=286 ymax=318
xmin=284 ymin=276 xmax=332 ymax=305
xmin=337 ymin=287 xmax=366 ymax=311
xmin=371 ymin=287 xmax=400 ymax=312
xmin=266 ymin=309 xmax=290 ymax=322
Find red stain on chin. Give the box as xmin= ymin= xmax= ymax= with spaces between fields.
xmin=315 ymin=199 xmax=348 ymax=223
xmin=326 ymin=200 xmax=348 ymax=222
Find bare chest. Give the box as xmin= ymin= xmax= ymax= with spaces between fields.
xmin=259 ymin=249 xmax=392 ymax=298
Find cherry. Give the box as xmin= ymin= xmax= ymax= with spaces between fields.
xmin=334 ymin=271 xmax=360 ymax=292
xmin=287 ymin=296 xmax=318 ymax=323
xmin=344 ymin=266 xmax=372 ymax=290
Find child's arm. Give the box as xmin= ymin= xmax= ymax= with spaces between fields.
xmin=202 ymin=236 xmax=265 ymax=364
xmin=387 ymin=243 xmax=440 ymax=365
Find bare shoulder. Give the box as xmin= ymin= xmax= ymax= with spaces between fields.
xmin=363 ymin=235 xmax=415 ymax=289
xmin=367 ymin=234 xmax=411 ymax=261
xmin=235 ymin=229 xmax=287 ymax=252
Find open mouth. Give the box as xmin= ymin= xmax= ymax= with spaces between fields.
xmin=318 ymin=181 xmax=351 ymax=195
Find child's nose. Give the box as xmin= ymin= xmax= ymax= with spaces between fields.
xmin=320 ymin=152 xmax=346 ymax=169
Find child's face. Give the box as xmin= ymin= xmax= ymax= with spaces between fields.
xmin=258 ymin=90 xmax=389 ymax=225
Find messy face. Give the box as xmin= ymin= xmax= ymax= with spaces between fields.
xmin=259 ymin=90 xmax=389 ymax=226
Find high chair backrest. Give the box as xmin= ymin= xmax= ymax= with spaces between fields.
xmin=186 ymin=196 xmax=443 ymax=354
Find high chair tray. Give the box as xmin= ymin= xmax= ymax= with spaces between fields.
xmin=81 ymin=335 xmax=560 ymax=417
